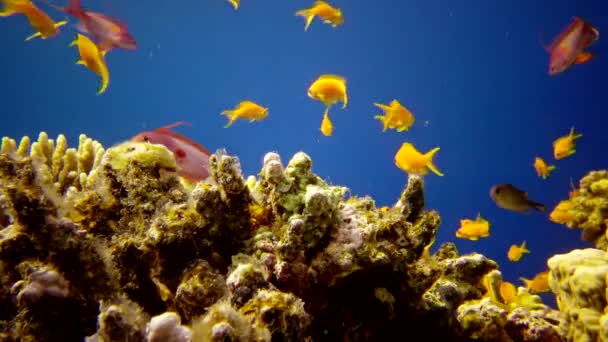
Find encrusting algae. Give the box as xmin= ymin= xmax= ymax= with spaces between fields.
xmin=0 ymin=130 xmax=604 ymax=341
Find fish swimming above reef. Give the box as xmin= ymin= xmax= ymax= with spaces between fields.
xmin=374 ymin=99 xmax=415 ymax=133
xmin=455 ymin=213 xmax=490 ymax=241
xmin=545 ymin=16 xmax=599 ymax=75
xmin=0 ymin=0 xmax=67 ymax=41
xmin=70 ymin=33 xmax=110 ymax=95
xmin=533 ymin=157 xmax=555 ymax=179
xmin=57 ymin=0 xmax=137 ymax=51
xmin=131 ymin=121 xmax=212 ymax=182
xmin=553 ymin=127 xmax=582 ymax=160
xmin=507 ymin=241 xmax=530 ymax=262
xmin=394 ymin=142 xmax=443 ymax=177
xmin=320 ymin=109 xmax=333 ymax=136
xmin=490 ymin=184 xmax=545 ymax=214
xmin=296 ymin=0 xmax=344 ymax=32
xmin=221 ymin=100 xmax=268 ymax=128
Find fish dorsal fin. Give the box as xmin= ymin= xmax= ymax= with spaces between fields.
xmin=547 ymin=17 xmax=582 ymax=53
xmin=318 ymin=74 xmax=346 ymax=83
xmin=155 ymin=122 xmax=211 ymax=156
xmin=159 ymin=121 xmax=191 ymax=130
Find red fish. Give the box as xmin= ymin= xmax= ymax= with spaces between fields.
xmin=60 ymin=0 xmax=136 ymax=51
xmin=545 ymin=17 xmax=599 ymax=75
xmin=131 ymin=122 xmax=212 ymax=182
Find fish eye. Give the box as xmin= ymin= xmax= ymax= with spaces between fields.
xmin=142 ymin=135 xmax=149 ymax=142
xmin=495 ymin=188 xmax=500 ymax=194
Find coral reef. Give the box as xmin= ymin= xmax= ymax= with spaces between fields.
xmin=0 ymin=131 xmax=577 ymax=341
xmin=550 ymin=170 xmax=608 ymax=249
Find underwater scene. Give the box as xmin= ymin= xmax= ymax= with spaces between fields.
xmin=1 ymin=0 xmax=608 ymax=340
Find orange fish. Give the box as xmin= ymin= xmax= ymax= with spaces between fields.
xmin=455 ymin=213 xmax=490 ymax=241
xmin=533 ymin=157 xmax=555 ymax=179
xmin=131 ymin=122 xmax=212 ymax=182
xmin=507 ymin=241 xmax=530 ymax=262
xmin=70 ymin=33 xmax=110 ymax=94
xmin=520 ymin=271 xmax=550 ymax=293
xmin=374 ymin=99 xmax=415 ymax=132
xmin=549 ymin=200 xmax=574 ymax=224
xmin=545 ymin=17 xmax=599 ymax=75
xmin=59 ymin=0 xmax=136 ymax=51
xmin=296 ymin=1 xmax=344 ymax=32
xmin=499 ymin=281 xmax=518 ymax=305
xmin=394 ymin=142 xmax=443 ymax=177
xmin=553 ymin=127 xmax=582 ymax=160
xmin=0 ymin=0 xmax=67 ymax=41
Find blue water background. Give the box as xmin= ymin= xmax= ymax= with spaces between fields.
xmin=2 ymin=0 xmax=608 ymax=306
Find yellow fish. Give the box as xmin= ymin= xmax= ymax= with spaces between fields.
xmin=226 ymin=0 xmax=239 ymax=10
xmin=295 ymin=0 xmax=344 ymax=32
xmin=507 ymin=241 xmax=530 ymax=262
xmin=308 ymin=74 xmax=348 ymax=109
xmin=70 ymin=33 xmax=110 ymax=95
xmin=394 ymin=142 xmax=443 ymax=176
xmin=533 ymin=157 xmax=555 ymax=179
xmin=455 ymin=213 xmax=490 ymax=241
xmin=320 ymin=108 xmax=333 ymax=136
xmin=553 ymin=127 xmax=582 ymax=160
xmin=0 ymin=0 xmax=67 ymax=41
xmin=549 ymin=200 xmax=573 ymax=224
xmin=421 ymin=237 xmax=435 ymax=260
xmin=374 ymin=99 xmax=415 ymax=132
xmin=221 ymin=100 xmax=268 ymax=128
xmin=520 ymin=271 xmax=550 ymax=293
xmin=499 ymin=281 xmax=518 ymax=305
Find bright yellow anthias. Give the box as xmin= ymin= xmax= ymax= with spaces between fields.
xmin=455 ymin=213 xmax=490 ymax=241
xmin=499 ymin=281 xmax=518 ymax=305
xmin=320 ymin=108 xmax=333 ymax=136
xmin=221 ymin=100 xmax=268 ymax=128
xmin=533 ymin=157 xmax=555 ymax=179
xmin=549 ymin=200 xmax=574 ymax=224
xmin=394 ymin=142 xmax=443 ymax=176
xmin=374 ymin=99 xmax=415 ymax=132
xmin=520 ymin=271 xmax=550 ymax=293
xmin=296 ymin=0 xmax=344 ymax=31
xmin=226 ymin=0 xmax=239 ymax=10
xmin=553 ymin=127 xmax=582 ymax=160
xmin=507 ymin=241 xmax=530 ymax=262
xmin=0 ymin=0 xmax=67 ymax=41
xmin=308 ymin=74 xmax=348 ymax=109
xmin=70 ymin=33 xmax=110 ymax=95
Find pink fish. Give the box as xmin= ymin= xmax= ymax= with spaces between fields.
xmin=60 ymin=0 xmax=136 ymax=51
xmin=131 ymin=122 xmax=212 ymax=182
xmin=545 ymin=17 xmax=599 ymax=75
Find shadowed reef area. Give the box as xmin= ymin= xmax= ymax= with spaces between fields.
xmin=0 ymin=132 xmax=607 ymax=341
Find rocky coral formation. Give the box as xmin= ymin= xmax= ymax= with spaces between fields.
xmin=548 ymin=248 xmax=608 ymax=341
xmin=0 ymin=131 xmax=564 ymax=341
xmin=550 ymin=170 xmax=608 ymax=249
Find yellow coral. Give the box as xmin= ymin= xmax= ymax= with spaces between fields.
xmin=1 ymin=132 xmax=104 ymax=194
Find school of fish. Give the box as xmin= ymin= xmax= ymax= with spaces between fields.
xmin=2 ymin=1 xmax=600 ymax=300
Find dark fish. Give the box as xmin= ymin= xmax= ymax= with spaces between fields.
xmin=490 ymin=184 xmax=545 ymax=214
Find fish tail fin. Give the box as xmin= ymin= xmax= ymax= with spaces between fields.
xmin=296 ymin=9 xmax=314 ymax=31
xmin=519 ymin=277 xmax=532 ymax=288
xmin=574 ymin=51 xmax=594 ymax=64
xmin=424 ymin=147 xmax=444 ymax=177
xmin=222 ymin=110 xmax=237 ymax=128
xmin=531 ymin=201 xmax=545 ymax=212
xmin=569 ymin=127 xmax=583 ymax=139
xmin=25 ymin=31 xmax=42 ymax=41
xmin=521 ymin=241 xmax=530 ymax=253
xmin=227 ymin=0 xmax=238 ymax=10
xmin=96 ymin=65 xmax=109 ymax=95
xmin=342 ymin=92 xmax=348 ymax=109
xmin=373 ymin=114 xmax=389 ymax=132
xmin=548 ymin=165 xmax=556 ymax=172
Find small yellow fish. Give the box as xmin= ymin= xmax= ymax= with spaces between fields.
xmin=308 ymin=74 xmax=348 ymax=109
xmin=226 ymin=0 xmax=239 ymax=10
xmin=499 ymin=281 xmax=518 ymax=305
xmin=507 ymin=241 xmax=530 ymax=262
xmin=70 ymin=33 xmax=110 ymax=95
xmin=455 ymin=213 xmax=490 ymax=241
xmin=421 ymin=237 xmax=435 ymax=260
xmin=295 ymin=0 xmax=344 ymax=32
xmin=520 ymin=271 xmax=550 ymax=293
xmin=221 ymin=100 xmax=268 ymax=128
xmin=374 ymin=99 xmax=415 ymax=132
xmin=549 ymin=200 xmax=574 ymax=224
xmin=394 ymin=142 xmax=443 ymax=176
xmin=0 ymin=0 xmax=67 ymax=41
xmin=533 ymin=157 xmax=555 ymax=179
xmin=553 ymin=127 xmax=582 ymax=160
xmin=320 ymin=108 xmax=333 ymax=136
